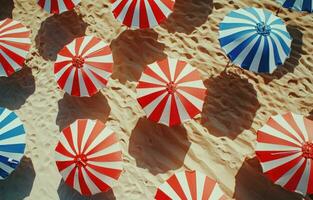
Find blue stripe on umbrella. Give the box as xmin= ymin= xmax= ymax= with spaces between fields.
xmin=277 ymin=0 xmax=313 ymax=12
xmin=242 ymin=37 xmax=262 ymax=68
xmin=0 ymin=107 xmax=26 ymax=180
xmin=259 ymin=37 xmax=270 ymax=73
xmin=0 ymin=168 xmax=9 ymax=179
xmin=218 ymin=7 xmax=292 ymax=73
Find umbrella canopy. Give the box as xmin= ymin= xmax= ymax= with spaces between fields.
xmin=0 ymin=107 xmax=26 ymax=180
xmin=276 ymin=0 xmax=313 ymax=12
xmin=219 ymin=7 xmax=292 ymax=73
xmin=111 ymin=0 xmax=175 ymax=29
xmin=0 ymin=18 xmax=31 ymax=77
xmin=55 ymin=119 xmax=123 ymax=196
xmin=37 ymin=0 xmax=81 ymax=14
xmin=54 ymin=36 xmax=113 ymax=97
xmin=256 ymin=112 xmax=313 ymax=195
xmin=155 ymin=170 xmax=227 ymax=200
xmin=136 ymin=58 xmax=206 ymax=127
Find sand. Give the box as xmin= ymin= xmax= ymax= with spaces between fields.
xmin=0 ymin=0 xmax=312 ymax=199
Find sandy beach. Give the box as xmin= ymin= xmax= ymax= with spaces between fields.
xmin=0 ymin=0 xmax=313 ymax=199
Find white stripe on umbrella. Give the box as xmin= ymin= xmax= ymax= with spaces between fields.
xmin=256 ymin=112 xmax=313 ymax=196
xmin=55 ymin=119 xmax=123 ymax=196
xmin=296 ymin=160 xmax=311 ymax=194
xmin=54 ymin=36 xmax=113 ymax=97
xmin=136 ymin=58 xmax=206 ymax=127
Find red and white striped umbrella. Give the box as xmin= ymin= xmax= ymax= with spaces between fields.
xmin=136 ymin=58 xmax=206 ymax=127
xmin=54 ymin=36 xmax=113 ymax=97
xmin=155 ymin=170 xmax=228 ymax=200
xmin=0 ymin=18 xmax=31 ymax=77
xmin=256 ymin=112 xmax=313 ymax=195
xmin=55 ymin=119 xmax=123 ymax=196
xmin=111 ymin=0 xmax=175 ymax=29
xmin=37 ymin=0 xmax=81 ymax=14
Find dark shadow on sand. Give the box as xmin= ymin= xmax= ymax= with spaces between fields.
xmin=161 ymin=0 xmax=213 ymax=34
xmin=0 ymin=0 xmax=14 ymax=20
xmin=110 ymin=29 xmax=166 ymax=83
xmin=201 ymin=70 xmax=260 ymax=139
xmin=56 ymin=93 xmax=110 ymax=131
xmin=57 ymin=180 xmax=116 ymax=200
xmin=35 ymin=10 xmax=88 ymax=61
xmin=0 ymin=157 xmax=36 ymax=200
xmin=129 ymin=117 xmax=190 ymax=175
xmin=0 ymin=67 xmax=35 ymax=110
xmin=259 ymin=25 xmax=304 ymax=83
xmin=234 ymin=157 xmax=304 ymax=200
xmin=308 ymin=110 xmax=313 ymax=120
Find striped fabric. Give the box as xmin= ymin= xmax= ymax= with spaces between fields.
xmin=111 ymin=0 xmax=175 ymax=29
xmin=37 ymin=0 xmax=81 ymax=14
xmin=0 ymin=107 xmax=26 ymax=180
xmin=256 ymin=112 xmax=313 ymax=195
xmin=0 ymin=18 xmax=31 ymax=77
xmin=55 ymin=119 xmax=123 ymax=196
xmin=54 ymin=36 xmax=113 ymax=97
xmin=277 ymin=0 xmax=313 ymax=12
xmin=155 ymin=171 xmax=228 ymax=200
xmin=219 ymin=7 xmax=292 ymax=73
xmin=136 ymin=58 xmax=206 ymax=127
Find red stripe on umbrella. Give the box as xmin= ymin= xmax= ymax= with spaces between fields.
xmin=37 ymin=0 xmax=80 ymax=14
xmin=55 ymin=119 xmax=123 ymax=196
xmin=256 ymin=112 xmax=313 ymax=196
xmin=155 ymin=170 xmax=228 ymax=200
xmin=0 ymin=18 xmax=31 ymax=77
xmin=111 ymin=0 xmax=175 ymax=29
xmin=54 ymin=36 xmax=113 ymax=97
xmin=136 ymin=58 xmax=206 ymax=127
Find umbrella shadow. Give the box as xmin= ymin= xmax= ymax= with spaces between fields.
xmin=160 ymin=0 xmax=213 ymax=34
xmin=35 ymin=10 xmax=88 ymax=61
xmin=201 ymin=71 xmax=260 ymax=139
xmin=56 ymin=93 xmax=111 ymax=131
xmin=128 ymin=117 xmax=191 ymax=175
xmin=0 ymin=67 xmax=35 ymax=110
xmin=234 ymin=157 xmax=304 ymax=200
xmin=110 ymin=29 xmax=166 ymax=83
xmin=0 ymin=0 xmax=14 ymax=20
xmin=258 ymin=24 xmax=304 ymax=83
xmin=0 ymin=156 xmax=36 ymax=200
xmin=57 ymin=180 xmax=116 ymax=200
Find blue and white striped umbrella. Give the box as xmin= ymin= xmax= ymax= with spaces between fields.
xmin=219 ymin=7 xmax=292 ymax=73
xmin=0 ymin=107 xmax=26 ymax=180
xmin=277 ymin=0 xmax=313 ymax=12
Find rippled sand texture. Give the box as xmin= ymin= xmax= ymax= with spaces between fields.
xmin=0 ymin=0 xmax=313 ymax=199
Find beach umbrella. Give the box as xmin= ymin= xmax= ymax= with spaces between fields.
xmin=155 ymin=170 xmax=227 ymax=200
xmin=111 ymin=0 xmax=175 ymax=29
xmin=55 ymin=119 xmax=123 ymax=196
xmin=218 ymin=7 xmax=292 ymax=73
xmin=136 ymin=58 xmax=206 ymax=127
xmin=0 ymin=18 xmax=31 ymax=77
xmin=54 ymin=36 xmax=113 ymax=97
xmin=37 ymin=0 xmax=81 ymax=14
xmin=276 ymin=0 xmax=313 ymax=13
xmin=256 ymin=112 xmax=313 ymax=195
xmin=0 ymin=107 xmax=26 ymax=180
